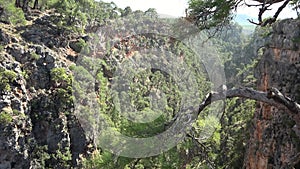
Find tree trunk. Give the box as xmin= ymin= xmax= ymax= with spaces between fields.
xmin=15 ymin=0 xmax=21 ymax=8
xmin=33 ymin=0 xmax=38 ymax=9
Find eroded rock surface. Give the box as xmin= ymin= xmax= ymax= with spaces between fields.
xmin=245 ymin=19 xmax=300 ymax=169
xmin=0 ymin=11 xmax=92 ymax=169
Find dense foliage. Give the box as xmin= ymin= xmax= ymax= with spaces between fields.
xmin=187 ymin=0 xmax=299 ymax=29
xmin=0 ymin=0 xmax=279 ymax=168
xmin=69 ymin=5 xmax=259 ymax=169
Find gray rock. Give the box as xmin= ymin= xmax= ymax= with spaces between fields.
xmin=249 ymin=18 xmax=300 ymax=168
xmin=11 ymin=98 xmax=22 ymax=112
xmin=0 ymin=29 xmax=11 ymax=45
xmin=0 ymin=11 xmax=93 ymax=169
xmin=0 ymin=161 xmax=11 ymax=169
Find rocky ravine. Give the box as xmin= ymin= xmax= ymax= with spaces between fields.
xmin=0 ymin=12 xmax=93 ymax=168
xmin=1 ymin=10 xmax=300 ymax=169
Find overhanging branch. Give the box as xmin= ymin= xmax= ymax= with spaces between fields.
xmin=196 ymin=87 xmax=300 ymax=117
xmin=243 ymin=0 xmax=291 ymax=26
xmin=261 ymin=0 xmax=291 ymax=26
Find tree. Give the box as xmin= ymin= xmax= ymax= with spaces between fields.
xmin=186 ymin=0 xmax=295 ymax=29
xmin=121 ymin=6 xmax=132 ymax=17
xmin=145 ymin=8 xmax=158 ymax=18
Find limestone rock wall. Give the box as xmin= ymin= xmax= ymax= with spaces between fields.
xmin=245 ymin=19 xmax=300 ymax=169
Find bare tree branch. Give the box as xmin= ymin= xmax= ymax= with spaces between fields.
xmin=247 ymin=19 xmax=261 ymax=25
xmin=243 ymin=0 xmax=291 ymax=26
xmin=175 ymin=86 xmax=299 ymax=168
xmin=196 ymin=87 xmax=300 ymax=117
xmin=261 ymin=0 xmax=291 ymax=26
xmin=168 ymin=87 xmax=299 ymax=138
xmin=167 ymin=87 xmax=299 ymax=140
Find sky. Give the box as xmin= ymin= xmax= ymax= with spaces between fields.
xmin=101 ymin=0 xmax=298 ymax=19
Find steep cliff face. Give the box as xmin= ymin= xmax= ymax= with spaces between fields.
xmin=0 ymin=12 xmax=92 ymax=168
xmin=245 ymin=19 xmax=300 ymax=169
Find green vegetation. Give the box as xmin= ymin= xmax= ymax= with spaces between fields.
xmin=42 ymin=0 xmax=122 ymax=33
xmin=52 ymin=147 xmax=72 ymax=168
xmin=12 ymin=109 xmax=19 ymax=115
xmin=50 ymin=68 xmax=74 ymax=110
xmin=1 ymin=0 xmax=297 ymax=168
xmin=188 ymin=0 xmax=235 ymax=29
xmin=0 ymin=68 xmax=17 ymax=92
xmin=70 ymin=38 xmax=89 ymax=53
xmin=187 ymin=0 xmax=299 ymax=29
xmin=30 ymin=52 xmax=40 ymax=60
xmin=0 ymin=111 xmax=13 ymax=125
xmin=0 ymin=45 xmax=4 ymax=52
xmin=76 ymin=13 xmax=257 ymax=168
xmin=31 ymin=145 xmax=51 ymax=167
xmin=50 ymin=68 xmax=72 ymax=85
xmin=0 ymin=0 xmax=26 ymax=25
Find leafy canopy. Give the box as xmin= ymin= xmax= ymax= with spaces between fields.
xmin=187 ymin=0 xmax=298 ymax=29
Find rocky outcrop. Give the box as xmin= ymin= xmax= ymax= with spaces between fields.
xmin=0 ymin=12 xmax=92 ymax=169
xmin=245 ymin=19 xmax=300 ymax=169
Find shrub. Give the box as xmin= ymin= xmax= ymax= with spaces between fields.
xmin=0 ymin=68 xmax=17 ymax=92
xmin=0 ymin=45 xmax=4 ymax=52
xmin=0 ymin=111 xmax=13 ymax=125
xmin=12 ymin=109 xmax=20 ymax=115
xmin=30 ymin=52 xmax=40 ymax=60
xmin=50 ymin=68 xmax=72 ymax=85
xmin=32 ymin=145 xmax=51 ymax=167
xmin=70 ymin=38 xmax=89 ymax=53
xmin=52 ymin=147 xmax=72 ymax=167
xmin=0 ymin=0 xmax=26 ymax=25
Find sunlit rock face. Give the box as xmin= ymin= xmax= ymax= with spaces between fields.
xmin=245 ymin=19 xmax=300 ymax=169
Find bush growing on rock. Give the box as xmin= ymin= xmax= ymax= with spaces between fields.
xmin=0 ymin=0 xmax=26 ymax=25
xmin=0 ymin=111 xmax=13 ymax=125
xmin=69 ymin=38 xmax=89 ymax=53
xmin=50 ymin=67 xmax=72 ymax=87
xmin=0 ymin=68 xmax=17 ymax=92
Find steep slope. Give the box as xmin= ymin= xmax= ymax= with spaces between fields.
xmin=0 ymin=11 xmax=93 ymax=168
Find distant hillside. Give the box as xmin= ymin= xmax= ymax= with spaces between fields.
xmin=158 ymin=13 xmax=257 ymax=35
xmin=234 ymin=14 xmax=257 ymax=35
xmin=234 ymin=14 xmax=257 ymax=25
